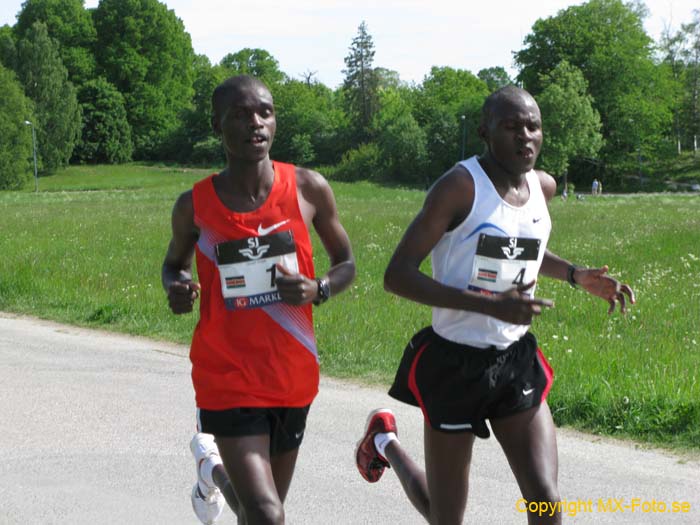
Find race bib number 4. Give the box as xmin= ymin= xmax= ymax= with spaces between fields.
xmin=215 ymin=230 xmax=299 ymax=310
xmin=468 ymin=234 xmax=542 ymax=295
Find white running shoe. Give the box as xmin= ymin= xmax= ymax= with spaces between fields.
xmin=190 ymin=433 xmax=225 ymax=524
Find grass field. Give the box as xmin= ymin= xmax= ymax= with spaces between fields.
xmin=1 ymin=165 xmax=699 ymax=449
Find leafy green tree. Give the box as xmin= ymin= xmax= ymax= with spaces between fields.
xmin=658 ymin=22 xmax=689 ymax=154
xmin=371 ymin=88 xmax=429 ymax=184
xmin=536 ymin=61 xmax=603 ymax=182
xmin=412 ymin=66 xmax=489 ymax=176
xmin=289 ymin=133 xmax=315 ymax=166
xmin=342 ymin=21 xmax=379 ymax=142
xmin=679 ymin=12 xmax=700 ymax=153
xmin=515 ymin=0 xmax=652 ymax=97
xmin=0 ymin=64 xmax=34 ymax=189
xmin=0 ymin=25 xmax=17 ymax=70
xmin=14 ymin=0 xmax=96 ymax=85
xmin=73 ymin=77 xmax=133 ymax=164
xmin=374 ymin=67 xmax=403 ymax=89
xmin=93 ymin=0 xmax=194 ymax=159
xmin=659 ymin=11 xmax=700 ymax=155
xmin=514 ymin=0 xmax=670 ymax=161
xmin=189 ymin=56 xmax=227 ymax=139
xmin=219 ymin=48 xmax=286 ymax=86
xmin=606 ymin=72 xmax=674 ymax=169
xmin=16 ymin=21 xmax=81 ymax=173
xmin=272 ymin=79 xmax=349 ymax=166
xmin=169 ymin=55 xmax=228 ymax=163
xmin=477 ymin=66 xmax=512 ymax=92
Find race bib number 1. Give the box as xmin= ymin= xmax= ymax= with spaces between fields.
xmin=215 ymin=230 xmax=299 ymax=310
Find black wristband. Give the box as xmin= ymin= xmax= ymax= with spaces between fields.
xmin=312 ymin=277 xmax=330 ymax=305
xmin=567 ymin=264 xmax=579 ymax=288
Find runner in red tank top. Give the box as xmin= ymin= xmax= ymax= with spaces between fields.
xmin=162 ymin=75 xmax=355 ymax=524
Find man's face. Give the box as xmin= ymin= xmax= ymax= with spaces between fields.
xmin=214 ymin=84 xmax=276 ymax=162
xmin=483 ymin=94 xmax=543 ymax=175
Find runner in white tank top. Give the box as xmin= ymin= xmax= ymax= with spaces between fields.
xmin=432 ymin=155 xmax=552 ymax=349
xmin=355 ymin=86 xmax=635 ymax=525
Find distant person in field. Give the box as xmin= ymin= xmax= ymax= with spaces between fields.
xmin=597 ymin=179 xmax=603 ymax=195
xmin=162 ymin=75 xmax=355 ymax=524
xmin=354 ymin=85 xmax=635 ymax=524
xmin=592 ymin=178 xmax=600 ymax=195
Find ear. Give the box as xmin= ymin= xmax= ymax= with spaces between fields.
xmin=477 ymin=123 xmax=488 ymax=142
xmin=211 ymin=115 xmax=221 ymax=135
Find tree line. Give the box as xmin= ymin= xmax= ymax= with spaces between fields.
xmin=0 ymin=0 xmax=698 ymax=190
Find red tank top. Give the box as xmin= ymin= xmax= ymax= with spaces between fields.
xmin=190 ymin=161 xmax=318 ymax=409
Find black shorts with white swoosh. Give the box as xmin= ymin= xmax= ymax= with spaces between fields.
xmin=388 ymin=327 xmax=553 ymax=438
xmin=197 ymin=405 xmax=310 ymax=455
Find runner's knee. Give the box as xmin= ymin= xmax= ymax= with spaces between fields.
xmin=526 ymin=482 xmax=560 ymax=507
xmin=241 ymin=498 xmax=284 ymax=525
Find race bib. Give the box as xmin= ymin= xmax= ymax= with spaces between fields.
xmin=215 ymin=230 xmax=298 ymax=310
xmin=467 ymin=234 xmax=541 ymax=295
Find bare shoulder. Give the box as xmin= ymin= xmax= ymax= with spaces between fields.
xmin=434 ymin=163 xmax=474 ymax=193
xmin=295 ymin=165 xmax=334 ymax=206
xmin=173 ymin=189 xmax=194 ymax=217
xmin=427 ymin=163 xmax=474 ymax=209
xmin=423 ymin=163 xmax=475 ymax=230
xmin=171 ymin=189 xmax=198 ymax=236
xmin=295 ymin=166 xmax=330 ymax=192
xmin=535 ymin=169 xmax=557 ymax=202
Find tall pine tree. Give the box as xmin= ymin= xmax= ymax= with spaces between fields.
xmin=342 ymin=21 xmax=379 ymax=143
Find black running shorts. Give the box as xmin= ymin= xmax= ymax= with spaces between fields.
xmin=389 ymin=327 xmax=553 ymax=438
xmin=196 ymin=405 xmax=311 ymax=455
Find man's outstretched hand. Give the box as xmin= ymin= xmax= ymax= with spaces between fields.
xmin=574 ymin=266 xmax=635 ymax=314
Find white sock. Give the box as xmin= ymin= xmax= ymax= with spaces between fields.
xmin=198 ymin=454 xmax=222 ymax=494
xmin=374 ymin=432 xmax=398 ymax=460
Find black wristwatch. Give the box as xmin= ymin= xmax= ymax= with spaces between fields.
xmin=567 ymin=264 xmax=580 ymax=288
xmin=313 ymin=277 xmax=330 ymax=305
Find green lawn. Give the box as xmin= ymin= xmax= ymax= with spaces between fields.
xmin=2 ymin=165 xmax=699 ymax=449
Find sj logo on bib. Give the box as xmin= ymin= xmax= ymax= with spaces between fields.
xmin=238 ymin=237 xmax=270 ymax=260
xmin=468 ymin=234 xmax=542 ymax=295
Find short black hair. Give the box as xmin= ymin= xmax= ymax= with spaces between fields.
xmin=480 ymin=85 xmax=535 ymax=127
xmin=211 ymin=75 xmax=271 ymax=118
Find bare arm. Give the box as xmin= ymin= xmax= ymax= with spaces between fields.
xmin=385 ymin=165 xmax=552 ymax=325
xmin=536 ymin=170 xmax=636 ymax=313
xmin=162 ymin=190 xmax=201 ymax=314
xmin=540 ymin=251 xmax=635 ymax=314
xmin=275 ymin=168 xmax=355 ymax=305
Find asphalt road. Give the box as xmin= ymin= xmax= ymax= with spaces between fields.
xmin=1 ymin=313 xmax=698 ymax=524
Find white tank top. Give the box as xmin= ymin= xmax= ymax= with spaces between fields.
xmin=431 ymin=156 xmax=552 ymax=349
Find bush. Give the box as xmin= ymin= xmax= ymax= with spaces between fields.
xmin=332 ymin=142 xmax=386 ymax=182
xmin=73 ymin=77 xmax=133 ymax=164
xmin=289 ymin=133 xmax=316 ymax=165
xmin=190 ymin=136 xmax=225 ymax=166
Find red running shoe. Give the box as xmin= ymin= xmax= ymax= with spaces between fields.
xmin=355 ymin=408 xmax=398 ymax=483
